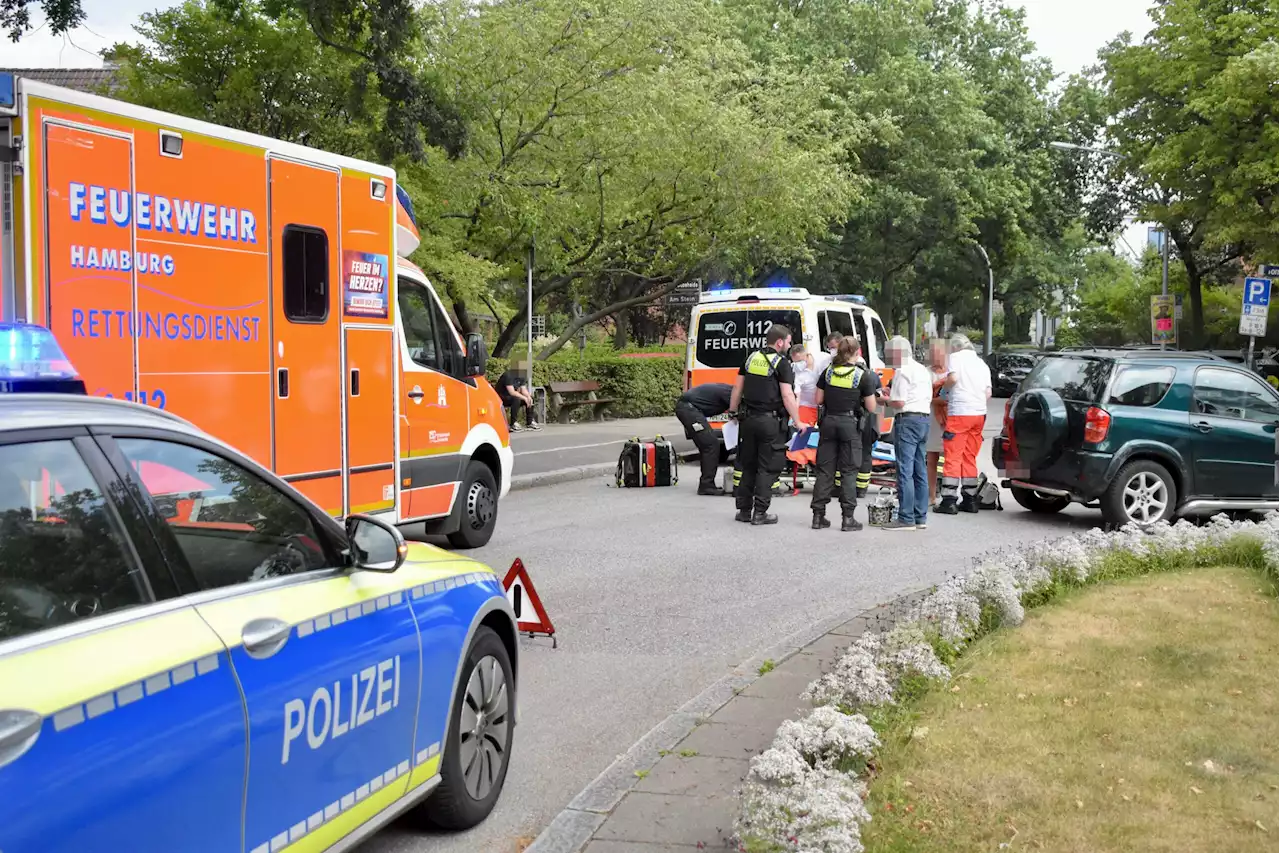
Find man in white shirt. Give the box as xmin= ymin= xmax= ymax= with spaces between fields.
xmin=882 ymin=336 xmax=934 ymax=530
xmin=937 ymin=334 xmax=992 ymax=515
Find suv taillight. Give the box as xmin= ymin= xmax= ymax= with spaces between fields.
xmin=1084 ymin=406 xmax=1111 ymax=443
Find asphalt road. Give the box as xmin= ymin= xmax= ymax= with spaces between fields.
xmin=360 ymin=397 xmax=1097 ymax=853
xmin=508 ymin=417 xmax=696 ymax=480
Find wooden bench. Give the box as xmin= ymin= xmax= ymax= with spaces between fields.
xmin=549 ymin=380 xmax=617 ymax=423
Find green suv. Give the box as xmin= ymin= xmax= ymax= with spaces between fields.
xmin=993 ymin=350 xmax=1279 ymax=526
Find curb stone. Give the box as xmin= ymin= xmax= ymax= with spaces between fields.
xmin=523 ymin=587 xmax=931 ymax=853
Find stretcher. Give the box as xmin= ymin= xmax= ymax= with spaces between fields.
xmin=782 ymin=428 xmax=941 ymax=495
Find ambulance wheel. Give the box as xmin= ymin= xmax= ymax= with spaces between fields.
xmin=447 ymin=462 xmax=498 ymax=549
xmin=420 ymin=626 xmax=514 ymax=830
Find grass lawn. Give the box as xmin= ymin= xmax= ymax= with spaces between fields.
xmin=862 ymin=566 xmax=1279 ymax=853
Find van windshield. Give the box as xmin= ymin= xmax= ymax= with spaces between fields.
xmin=695 ymin=308 xmax=803 ymax=369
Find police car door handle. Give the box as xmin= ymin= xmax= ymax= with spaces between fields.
xmin=0 ymin=709 xmax=43 ymax=769
xmin=241 ymin=617 xmax=292 ymax=659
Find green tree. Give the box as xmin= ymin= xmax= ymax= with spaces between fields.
xmin=109 ymin=1 xmax=381 ymax=159
xmin=1098 ymin=0 xmax=1279 ymax=344
xmin=3 ymin=0 xmax=83 ymax=41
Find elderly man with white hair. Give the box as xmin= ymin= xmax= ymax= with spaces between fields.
xmin=882 ymin=336 xmax=934 ymax=530
xmin=937 ymin=333 xmax=992 ymax=514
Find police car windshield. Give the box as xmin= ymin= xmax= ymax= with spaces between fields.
xmin=695 ymin=308 xmax=802 ymax=369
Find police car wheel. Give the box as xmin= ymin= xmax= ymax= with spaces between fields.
xmin=447 ymin=462 xmax=499 ymax=549
xmin=421 ymin=626 xmax=514 ymax=829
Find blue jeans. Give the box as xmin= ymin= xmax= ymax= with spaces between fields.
xmin=893 ymin=416 xmax=930 ymax=524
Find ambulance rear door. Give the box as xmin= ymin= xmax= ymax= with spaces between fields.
xmin=338 ymin=171 xmax=396 ymax=518
xmin=268 ymin=156 xmax=343 ymax=514
xmin=41 ymin=120 xmax=138 ymax=405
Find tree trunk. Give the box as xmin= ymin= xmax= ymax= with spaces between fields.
xmin=613 ymin=308 xmax=629 ymax=349
xmin=877 ymin=272 xmax=895 ymax=334
xmin=452 ymin=297 xmax=476 ymax=337
xmin=1173 ymin=235 xmax=1205 ymax=347
xmin=537 ymin=279 xmax=685 ymax=360
xmin=493 ymin=301 xmax=529 ymax=359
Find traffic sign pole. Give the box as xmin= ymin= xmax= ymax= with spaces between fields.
xmin=1241 ymin=277 xmax=1272 ymax=372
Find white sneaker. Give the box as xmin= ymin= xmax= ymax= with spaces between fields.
xmin=528 ymin=421 xmax=543 ymax=430
xmin=510 ymin=422 xmax=524 ymax=431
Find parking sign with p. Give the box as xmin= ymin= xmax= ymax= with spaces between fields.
xmin=1240 ymin=277 xmax=1272 ymax=338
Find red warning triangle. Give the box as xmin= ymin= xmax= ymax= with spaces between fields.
xmin=501 ymin=558 xmax=556 ymax=646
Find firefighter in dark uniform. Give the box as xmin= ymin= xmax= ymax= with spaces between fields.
xmin=675 ymin=382 xmax=733 ymax=495
xmin=728 ymin=324 xmax=811 ymax=525
xmin=811 ymin=334 xmax=879 ymax=531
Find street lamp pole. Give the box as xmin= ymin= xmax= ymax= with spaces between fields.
xmin=1160 ymin=226 xmax=1170 ymax=351
xmin=975 ymin=244 xmax=994 ymax=356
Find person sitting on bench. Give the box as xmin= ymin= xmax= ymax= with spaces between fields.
xmin=498 ymin=361 xmax=541 ymax=431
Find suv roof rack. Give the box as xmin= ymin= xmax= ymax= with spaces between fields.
xmin=1052 ymin=347 xmax=1226 ymax=361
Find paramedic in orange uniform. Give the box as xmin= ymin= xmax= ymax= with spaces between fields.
xmin=938 ymin=334 xmax=992 ymax=514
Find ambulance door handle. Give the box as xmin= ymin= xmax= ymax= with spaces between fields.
xmin=241 ymin=617 xmax=292 ymax=659
xmin=350 ymin=368 xmax=360 ymax=397
xmin=277 ymin=368 xmax=289 ymax=399
xmin=0 ymin=709 xmax=42 ymax=769
xmin=407 ymin=386 xmax=424 ymax=401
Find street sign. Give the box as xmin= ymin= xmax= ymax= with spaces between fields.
xmin=1174 ymin=293 xmax=1183 ymax=321
xmin=666 ymin=279 xmax=703 ymax=308
xmin=1258 ymin=264 xmax=1278 ymax=278
xmin=1240 ymin=277 xmax=1271 ymax=338
xmin=1150 ymin=294 xmax=1176 ymax=345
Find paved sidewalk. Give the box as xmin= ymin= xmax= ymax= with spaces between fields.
xmin=526 ymin=595 xmax=926 ymax=853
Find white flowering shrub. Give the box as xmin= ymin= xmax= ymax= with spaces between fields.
xmin=738 ymin=760 xmax=871 ymax=853
xmin=801 ymin=633 xmax=895 ymax=709
xmin=773 ymin=706 xmax=879 ymax=772
xmin=736 ymin=514 xmax=1278 ymax=853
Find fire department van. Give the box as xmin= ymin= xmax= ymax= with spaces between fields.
xmin=0 ymin=73 xmax=512 ymax=548
xmin=686 ymin=286 xmax=896 ymax=435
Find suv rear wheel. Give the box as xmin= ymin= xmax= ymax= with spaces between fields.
xmin=1102 ymin=460 xmax=1176 ymax=527
xmin=1010 ymin=486 xmax=1070 ymax=514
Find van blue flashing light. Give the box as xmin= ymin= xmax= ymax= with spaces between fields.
xmin=0 ymin=323 xmax=87 ymax=395
xmin=834 ymin=294 xmax=868 ymax=305
xmin=395 ymin=184 xmax=418 ymax=228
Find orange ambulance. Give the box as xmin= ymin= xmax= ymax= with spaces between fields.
xmin=0 ymin=74 xmax=512 ymax=548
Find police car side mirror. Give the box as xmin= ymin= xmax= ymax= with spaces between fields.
xmin=345 ymin=514 xmax=407 ymax=572
xmin=464 ymin=333 xmax=488 ymax=378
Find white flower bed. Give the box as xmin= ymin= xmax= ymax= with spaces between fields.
xmin=736 ymin=514 xmax=1279 ymax=853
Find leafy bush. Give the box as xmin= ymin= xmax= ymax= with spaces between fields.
xmin=487 ymin=352 xmax=685 ymax=419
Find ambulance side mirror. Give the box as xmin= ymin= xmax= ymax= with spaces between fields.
xmin=345 ymin=514 xmax=407 ymax=572
xmin=464 ymin=333 xmax=488 ymax=378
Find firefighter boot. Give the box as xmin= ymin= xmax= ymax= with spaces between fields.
xmin=841 ymin=512 xmax=863 ymax=532
xmin=811 ymin=512 xmax=831 ymax=530
xmin=752 ymin=510 xmax=779 ymax=525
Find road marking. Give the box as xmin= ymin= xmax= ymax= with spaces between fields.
xmin=514 ymin=440 xmax=640 ymax=457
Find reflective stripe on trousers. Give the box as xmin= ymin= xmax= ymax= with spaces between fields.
xmin=940 ymin=475 xmax=980 ymax=498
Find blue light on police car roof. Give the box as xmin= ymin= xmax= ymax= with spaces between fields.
xmin=0 ymin=323 xmax=87 ymax=394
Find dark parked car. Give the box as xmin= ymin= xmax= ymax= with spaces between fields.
xmin=993 ymin=350 xmax=1279 ymax=527
xmin=986 ymin=351 xmax=1041 ymax=397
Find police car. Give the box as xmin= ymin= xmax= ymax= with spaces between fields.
xmin=0 ymin=324 xmax=518 ymax=853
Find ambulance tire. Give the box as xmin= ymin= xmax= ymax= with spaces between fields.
xmin=420 ymin=626 xmax=514 ymax=830
xmin=447 ymin=462 xmax=498 ymax=549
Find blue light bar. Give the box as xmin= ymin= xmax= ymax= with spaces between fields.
xmin=395 ymin=184 xmax=418 ymax=229
xmin=832 ymin=294 xmax=867 ymax=304
xmin=0 ymin=323 xmax=87 ymax=394
xmin=708 ymin=281 xmax=734 ymax=291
